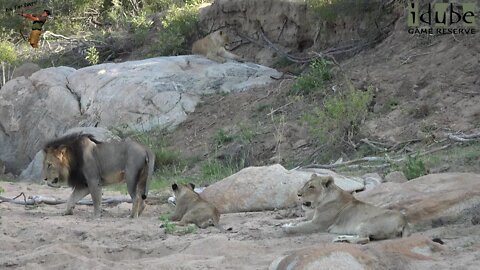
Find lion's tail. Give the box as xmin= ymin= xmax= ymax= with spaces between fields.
xmin=141 ymin=149 xmax=155 ymax=200
xmin=136 ymin=149 xmax=154 ymax=200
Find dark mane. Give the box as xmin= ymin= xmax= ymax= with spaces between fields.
xmin=44 ymin=133 xmax=100 ymax=188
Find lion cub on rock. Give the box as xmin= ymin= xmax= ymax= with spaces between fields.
xmin=282 ymin=174 xmax=409 ymax=244
xmin=192 ymin=30 xmax=243 ymax=63
xmin=170 ymin=183 xmax=222 ymax=229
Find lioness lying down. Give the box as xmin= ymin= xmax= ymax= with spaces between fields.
xmin=282 ymin=174 xmax=409 ymax=244
xmin=170 ymin=183 xmax=223 ymax=230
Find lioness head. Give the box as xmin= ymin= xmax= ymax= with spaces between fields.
xmin=297 ymin=174 xmax=334 ymax=209
xmin=211 ymin=30 xmax=229 ymax=46
xmin=172 ymin=183 xmax=196 ymax=197
xmin=42 ymin=146 xmax=70 ymax=188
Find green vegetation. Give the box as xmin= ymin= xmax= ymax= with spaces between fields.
xmin=159 ymin=214 xmax=197 ymax=235
xmin=236 ymin=123 xmax=256 ymax=144
xmin=0 ymin=40 xmax=17 ymax=86
xmin=0 ymin=186 xmax=4 ymax=194
xmin=402 ymin=154 xmax=427 ymax=180
xmin=159 ymin=214 xmax=177 ymax=234
xmin=290 ymin=59 xmax=333 ymax=96
xmin=307 ymin=0 xmax=377 ymax=22
xmin=213 ymin=128 xmax=234 ymax=147
xmin=304 ymin=87 xmax=372 ymax=155
xmin=85 ymin=46 xmax=100 ymax=65
xmin=0 ymin=0 xmax=205 ymax=69
xmin=201 ymin=159 xmax=239 ymax=183
xmin=151 ymin=3 xmax=200 ymax=56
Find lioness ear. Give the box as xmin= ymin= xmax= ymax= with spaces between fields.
xmin=172 ymin=183 xmax=178 ymax=191
xmin=188 ymin=183 xmax=195 ymax=190
xmin=324 ymin=176 xmax=334 ymax=188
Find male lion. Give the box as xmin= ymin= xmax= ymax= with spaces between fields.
xmin=192 ymin=30 xmax=243 ymax=63
xmin=42 ymin=133 xmax=154 ymax=218
xmin=282 ymin=174 xmax=409 ymax=244
xmin=170 ymin=183 xmax=223 ymax=230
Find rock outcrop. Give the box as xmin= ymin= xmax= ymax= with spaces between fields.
xmin=356 ymin=173 xmax=480 ymax=228
xmin=0 ymin=56 xmax=281 ymax=174
xmin=201 ymin=164 xmax=365 ymax=213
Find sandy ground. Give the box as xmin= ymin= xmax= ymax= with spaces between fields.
xmin=1 ymin=181 xmax=479 ymax=270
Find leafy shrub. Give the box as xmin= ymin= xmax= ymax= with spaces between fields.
xmin=159 ymin=214 xmax=176 ymax=234
xmin=304 ymin=87 xmax=372 ymax=149
xmin=237 ymin=123 xmax=256 ymax=144
xmin=151 ymin=3 xmax=200 ymax=56
xmin=290 ymin=59 xmax=333 ymax=95
xmin=403 ymin=154 xmax=427 ymax=180
xmin=85 ymin=46 xmax=99 ymax=65
xmin=213 ymin=129 xmax=234 ymax=146
xmin=201 ymin=159 xmax=239 ymax=183
xmin=307 ymin=0 xmax=376 ymax=22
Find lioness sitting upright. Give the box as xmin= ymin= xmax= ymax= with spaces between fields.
xmin=170 ymin=183 xmax=222 ymax=229
xmin=282 ymin=174 xmax=409 ymax=243
xmin=42 ymin=133 xmax=154 ymax=218
xmin=192 ymin=30 xmax=243 ymax=63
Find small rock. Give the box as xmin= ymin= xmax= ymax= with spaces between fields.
xmin=362 ymin=173 xmax=383 ymax=190
xmin=384 ymin=171 xmax=408 ymax=183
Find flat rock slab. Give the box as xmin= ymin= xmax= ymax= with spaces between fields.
xmin=0 ymin=55 xmax=281 ymax=175
xmin=356 ymin=173 xmax=480 ymax=228
xmin=201 ymin=164 xmax=365 ymax=213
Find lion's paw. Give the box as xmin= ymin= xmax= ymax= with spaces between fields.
xmin=281 ymin=223 xmax=296 ymax=233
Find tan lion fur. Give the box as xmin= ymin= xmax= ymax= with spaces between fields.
xmin=170 ymin=183 xmax=223 ymax=230
xmin=282 ymin=174 xmax=409 ymax=243
xmin=192 ymin=30 xmax=243 ymax=63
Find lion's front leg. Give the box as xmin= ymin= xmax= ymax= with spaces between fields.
xmin=65 ymin=186 xmax=89 ymax=215
xmin=282 ymin=220 xmax=321 ymax=234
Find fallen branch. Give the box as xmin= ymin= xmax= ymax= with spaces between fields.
xmin=447 ymin=132 xmax=480 ymax=142
xmin=0 ymin=194 xmax=131 ymax=206
xmin=266 ymin=102 xmax=293 ymax=116
xmin=303 ymin=156 xmax=388 ymax=169
xmin=302 ymin=143 xmax=453 ymax=170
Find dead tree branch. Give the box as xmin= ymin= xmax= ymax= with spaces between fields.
xmin=0 ymin=194 xmax=132 ymax=206
xmin=302 ymin=143 xmax=454 ymax=170
xmin=447 ymin=132 xmax=480 ymax=142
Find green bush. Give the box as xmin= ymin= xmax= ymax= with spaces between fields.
xmin=151 ymin=3 xmax=200 ymax=56
xmin=0 ymin=186 xmax=4 ymax=194
xmin=201 ymin=159 xmax=239 ymax=183
xmin=213 ymin=129 xmax=234 ymax=146
xmin=403 ymin=154 xmax=427 ymax=180
xmin=85 ymin=46 xmax=100 ymax=65
xmin=236 ymin=123 xmax=256 ymax=144
xmin=290 ymin=59 xmax=333 ymax=96
xmin=307 ymin=0 xmax=376 ymax=22
xmin=159 ymin=214 xmax=176 ymax=234
xmin=304 ymin=87 xmax=372 ymax=149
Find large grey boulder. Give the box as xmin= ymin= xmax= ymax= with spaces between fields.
xmin=0 ymin=56 xmax=281 ymax=174
xmin=19 ymin=127 xmax=119 ymax=182
xmin=201 ymin=164 xmax=365 ymax=213
xmin=356 ymin=173 xmax=480 ymax=228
